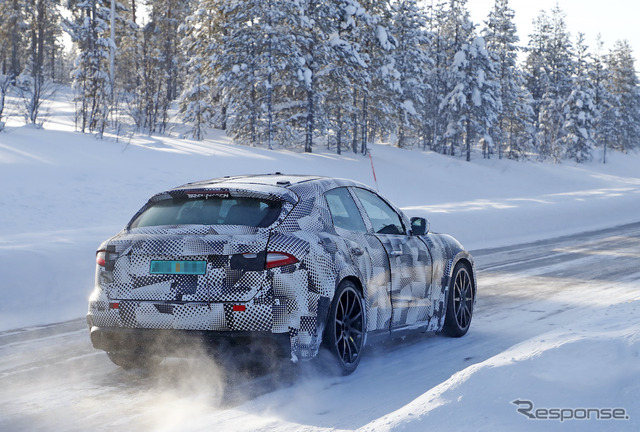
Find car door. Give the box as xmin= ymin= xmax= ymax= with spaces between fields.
xmin=351 ymin=187 xmax=433 ymax=329
xmin=324 ymin=187 xmax=393 ymax=331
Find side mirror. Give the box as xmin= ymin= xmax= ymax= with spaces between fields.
xmin=410 ymin=217 xmax=430 ymax=236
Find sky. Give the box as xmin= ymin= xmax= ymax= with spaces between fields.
xmin=466 ymin=0 xmax=640 ymax=64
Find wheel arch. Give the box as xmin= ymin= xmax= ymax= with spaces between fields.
xmin=444 ymin=252 xmax=476 ymax=293
xmin=327 ymin=275 xmax=368 ymax=346
xmin=436 ymin=250 xmax=477 ymax=331
xmin=453 ymin=256 xmax=476 ymax=296
xmin=338 ymin=275 xmax=364 ymax=296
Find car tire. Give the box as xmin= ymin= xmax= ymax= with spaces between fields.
xmin=106 ymin=351 xmax=163 ymax=370
xmin=442 ymin=263 xmax=474 ymax=337
xmin=324 ymin=280 xmax=365 ymax=375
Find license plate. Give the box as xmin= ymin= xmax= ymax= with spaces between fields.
xmin=149 ymin=260 xmax=207 ymax=275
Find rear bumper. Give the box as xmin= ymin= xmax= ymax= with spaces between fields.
xmin=88 ymin=322 xmax=291 ymax=358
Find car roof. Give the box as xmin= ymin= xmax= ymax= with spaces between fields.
xmin=176 ymin=173 xmax=363 ymax=190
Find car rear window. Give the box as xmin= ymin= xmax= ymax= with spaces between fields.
xmin=129 ymin=197 xmax=283 ymax=228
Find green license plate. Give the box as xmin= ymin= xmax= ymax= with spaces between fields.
xmin=149 ymin=260 xmax=207 ymax=275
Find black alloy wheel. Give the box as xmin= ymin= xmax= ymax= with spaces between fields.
xmin=325 ymin=280 xmax=365 ymax=375
xmin=442 ymin=263 xmax=474 ymax=337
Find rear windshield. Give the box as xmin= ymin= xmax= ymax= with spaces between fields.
xmin=129 ymin=197 xmax=283 ymax=229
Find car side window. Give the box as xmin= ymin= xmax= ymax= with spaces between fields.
xmin=324 ymin=188 xmax=367 ymax=233
xmin=352 ymin=188 xmax=405 ymax=235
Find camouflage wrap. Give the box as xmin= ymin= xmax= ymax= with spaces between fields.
xmin=88 ymin=175 xmax=476 ymax=361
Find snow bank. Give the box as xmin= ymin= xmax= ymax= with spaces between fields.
xmin=361 ymin=294 xmax=640 ymax=432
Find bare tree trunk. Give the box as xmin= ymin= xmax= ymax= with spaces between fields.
xmin=131 ymin=0 xmax=137 ymax=23
xmin=9 ymin=0 xmax=21 ymax=78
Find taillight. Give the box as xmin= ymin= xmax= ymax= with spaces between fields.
xmin=96 ymin=250 xmax=107 ymax=267
xmin=96 ymin=247 xmax=117 ymax=271
xmin=265 ymin=252 xmax=299 ymax=269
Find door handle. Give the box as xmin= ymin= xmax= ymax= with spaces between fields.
xmin=390 ymin=250 xmax=403 ymax=256
xmin=351 ymin=248 xmax=364 ymax=256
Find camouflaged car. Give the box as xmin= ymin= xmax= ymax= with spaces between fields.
xmin=88 ymin=174 xmax=476 ymax=374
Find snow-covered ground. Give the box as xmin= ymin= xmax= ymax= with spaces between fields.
xmin=1 ymin=93 xmax=639 ymax=430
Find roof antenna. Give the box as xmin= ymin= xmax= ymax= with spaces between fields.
xmin=368 ymin=151 xmax=380 ymax=192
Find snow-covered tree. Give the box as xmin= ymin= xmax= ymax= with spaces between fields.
xmin=483 ymin=0 xmax=534 ymax=159
xmin=433 ymin=0 xmax=475 ymax=156
xmin=113 ymin=1 xmax=143 ymax=123
xmin=178 ymin=1 xmax=223 ymax=140
xmin=217 ymin=0 xmax=303 ymax=149
xmin=296 ymin=0 xmax=374 ymax=153
xmin=606 ymin=39 xmax=640 ymax=153
xmin=67 ymin=0 xmax=113 ymax=135
xmin=590 ymin=36 xmax=618 ymax=163
xmin=319 ymin=1 xmax=368 ymax=154
xmin=525 ymin=5 xmax=575 ymax=161
xmin=15 ymin=0 xmax=61 ymax=125
xmin=319 ymin=1 xmax=371 ymax=154
xmin=138 ymin=0 xmax=190 ymax=133
xmin=357 ymin=0 xmax=399 ymax=153
xmin=441 ymin=35 xmax=500 ymax=161
xmin=419 ymin=0 xmax=448 ymax=151
xmin=388 ymin=0 xmax=432 ymax=148
xmin=294 ymin=0 xmax=333 ymax=153
xmin=0 ymin=0 xmax=27 ymax=79
xmin=0 ymin=72 xmax=11 ymax=130
xmin=179 ymin=45 xmax=211 ymax=141
xmin=562 ymin=34 xmax=595 ymax=163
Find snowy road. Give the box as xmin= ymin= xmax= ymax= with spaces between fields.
xmin=1 ymin=222 xmax=639 ymax=432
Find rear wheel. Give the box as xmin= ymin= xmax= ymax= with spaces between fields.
xmin=324 ymin=280 xmax=365 ymax=375
xmin=106 ymin=351 xmax=163 ymax=370
xmin=442 ymin=263 xmax=474 ymax=337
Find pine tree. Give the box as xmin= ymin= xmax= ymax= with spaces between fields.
xmin=0 ymin=72 xmax=11 ymax=130
xmin=483 ymin=0 xmax=534 ymax=159
xmin=217 ymin=0 xmax=302 ymax=148
xmin=0 ymin=0 xmax=27 ymax=78
xmin=421 ymin=0 xmax=448 ymax=151
xmin=16 ymin=0 xmax=61 ymax=125
xmin=441 ymin=35 xmax=500 ymax=161
xmin=590 ymin=36 xmax=618 ymax=163
xmin=525 ymin=5 xmax=575 ymax=161
xmin=296 ymin=0 xmax=367 ymax=153
xmin=321 ymin=0 xmax=369 ymax=154
xmin=67 ymin=0 xmax=113 ymax=135
xmin=435 ymin=0 xmax=475 ymax=156
xmin=139 ymin=0 xmax=190 ymax=133
xmin=178 ymin=1 xmax=222 ymax=140
xmin=360 ymin=0 xmax=399 ymax=153
xmin=113 ymin=1 xmax=143 ymax=128
xmin=388 ymin=0 xmax=432 ymax=148
xmin=562 ymin=34 xmax=595 ymax=163
xmin=607 ymin=39 xmax=640 ymax=153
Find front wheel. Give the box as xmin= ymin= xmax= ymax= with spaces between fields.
xmin=324 ymin=280 xmax=365 ymax=375
xmin=442 ymin=263 xmax=474 ymax=337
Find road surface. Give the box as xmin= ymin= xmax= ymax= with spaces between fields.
xmin=1 ymin=222 xmax=639 ymax=431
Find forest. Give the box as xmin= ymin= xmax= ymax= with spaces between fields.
xmin=1 ymin=0 xmax=639 ymax=163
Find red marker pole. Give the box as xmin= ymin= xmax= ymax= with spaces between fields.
xmin=369 ymin=151 xmax=379 ymax=192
